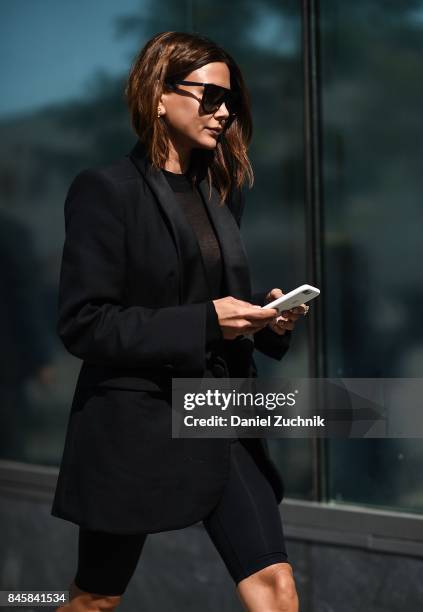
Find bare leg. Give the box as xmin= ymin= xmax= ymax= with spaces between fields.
xmin=236 ymin=562 xmax=299 ymax=612
xmin=55 ymin=580 xmax=123 ymax=611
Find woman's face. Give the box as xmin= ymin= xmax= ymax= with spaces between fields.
xmin=159 ymin=61 xmax=231 ymax=152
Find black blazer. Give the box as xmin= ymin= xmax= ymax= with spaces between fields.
xmin=51 ymin=140 xmax=292 ymax=534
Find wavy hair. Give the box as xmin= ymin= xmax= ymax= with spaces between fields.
xmin=125 ymin=31 xmax=254 ymax=204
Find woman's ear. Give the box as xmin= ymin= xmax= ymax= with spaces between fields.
xmin=158 ymin=93 xmax=167 ymax=116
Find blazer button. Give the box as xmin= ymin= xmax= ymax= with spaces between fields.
xmin=212 ymin=363 xmax=226 ymax=377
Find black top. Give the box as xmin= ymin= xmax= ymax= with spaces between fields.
xmin=162 ymin=168 xmax=223 ymax=349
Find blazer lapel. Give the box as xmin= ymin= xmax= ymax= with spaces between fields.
xmin=127 ymin=140 xmax=251 ymax=304
xmin=197 ymin=179 xmax=252 ymax=302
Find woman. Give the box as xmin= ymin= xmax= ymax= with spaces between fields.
xmin=52 ymin=31 xmax=307 ymax=611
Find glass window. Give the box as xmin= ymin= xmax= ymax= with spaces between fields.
xmin=0 ymin=0 xmax=312 ymax=499
xmin=0 ymin=0 xmax=146 ymax=465
xmin=320 ymin=0 xmax=423 ymax=513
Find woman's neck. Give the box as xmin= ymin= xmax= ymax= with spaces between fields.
xmin=163 ymin=136 xmax=191 ymax=174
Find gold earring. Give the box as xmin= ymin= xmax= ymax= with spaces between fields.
xmin=157 ymin=107 xmax=162 ymax=118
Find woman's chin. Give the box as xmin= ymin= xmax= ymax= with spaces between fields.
xmin=196 ymin=135 xmax=219 ymax=149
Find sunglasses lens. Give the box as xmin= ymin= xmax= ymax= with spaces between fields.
xmin=203 ymin=85 xmax=238 ymax=115
xmin=203 ymin=86 xmax=224 ymax=112
xmin=225 ymin=92 xmax=238 ymax=115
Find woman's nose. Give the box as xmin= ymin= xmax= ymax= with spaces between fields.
xmin=214 ymin=101 xmax=230 ymax=120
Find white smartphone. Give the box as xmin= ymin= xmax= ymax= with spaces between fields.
xmin=262 ymin=284 xmax=320 ymax=313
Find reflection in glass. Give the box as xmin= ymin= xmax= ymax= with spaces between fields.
xmin=0 ymin=0 xmax=313 ymax=499
xmin=321 ymin=0 xmax=423 ymax=513
xmin=0 ymin=0 xmax=144 ymax=464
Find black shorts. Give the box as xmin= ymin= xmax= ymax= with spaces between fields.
xmin=74 ymin=440 xmax=289 ymax=594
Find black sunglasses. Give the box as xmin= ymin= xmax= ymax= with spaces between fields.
xmin=164 ymin=79 xmax=240 ymax=119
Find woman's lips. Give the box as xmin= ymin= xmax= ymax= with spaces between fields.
xmin=205 ymin=127 xmax=222 ymax=135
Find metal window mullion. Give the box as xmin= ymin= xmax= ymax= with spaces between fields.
xmin=302 ymin=0 xmax=328 ymax=502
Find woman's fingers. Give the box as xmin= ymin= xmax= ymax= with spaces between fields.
xmin=268 ymin=320 xmax=288 ymax=335
xmin=265 ymin=300 xmax=311 ymax=337
xmin=224 ymin=297 xmax=278 ymax=320
xmin=214 ymin=296 xmax=303 ymax=339
xmin=285 ymin=304 xmax=309 ymax=316
xmin=280 ymin=312 xmax=300 ymax=322
xmin=213 ymin=296 xmax=284 ymax=339
xmin=243 ymin=319 xmax=274 ymax=333
xmin=265 ymin=287 xmax=284 ymax=302
xmin=280 ymin=305 xmax=309 ymax=321
xmin=243 ymin=306 xmax=279 ymax=321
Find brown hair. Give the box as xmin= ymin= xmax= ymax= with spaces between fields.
xmin=125 ymin=31 xmax=254 ymax=204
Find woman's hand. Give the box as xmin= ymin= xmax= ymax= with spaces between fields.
xmin=212 ymin=296 xmax=279 ymax=340
xmin=264 ymin=288 xmax=309 ymax=336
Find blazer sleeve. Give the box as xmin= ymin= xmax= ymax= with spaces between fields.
xmin=206 ymin=300 xmax=224 ymax=349
xmin=227 ymin=186 xmax=292 ymax=361
xmin=57 ymin=168 xmax=214 ymax=372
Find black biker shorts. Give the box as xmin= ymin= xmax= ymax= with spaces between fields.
xmin=74 ymin=439 xmax=289 ymax=594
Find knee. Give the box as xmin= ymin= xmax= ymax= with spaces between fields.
xmin=263 ymin=564 xmax=299 ymax=611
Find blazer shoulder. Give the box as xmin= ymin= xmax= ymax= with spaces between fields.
xmin=65 ymin=156 xmax=143 ymax=221
xmin=70 ymin=155 xmax=141 ymax=189
xmin=63 ymin=157 xmax=140 ymax=230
